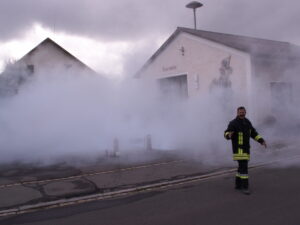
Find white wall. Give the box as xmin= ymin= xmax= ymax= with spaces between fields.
xmin=19 ymin=42 xmax=91 ymax=75
xmin=139 ymin=32 xmax=252 ymax=114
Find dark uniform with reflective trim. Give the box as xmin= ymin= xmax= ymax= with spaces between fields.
xmin=224 ymin=117 xmax=265 ymax=190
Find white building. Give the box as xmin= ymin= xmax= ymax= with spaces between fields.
xmin=136 ymin=27 xmax=300 ymax=123
xmin=0 ymin=38 xmax=98 ymax=96
xmin=17 ymin=37 xmax=96 ymax=75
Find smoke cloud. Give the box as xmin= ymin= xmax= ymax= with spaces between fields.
xmin=0 ymin=65 xmax=235 ymax=166
xmin=0 ymin=60 xmax=299 ymax=167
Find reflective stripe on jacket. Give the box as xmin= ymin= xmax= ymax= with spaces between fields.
xmin=224 ymin=117 xmax=264 ymax=161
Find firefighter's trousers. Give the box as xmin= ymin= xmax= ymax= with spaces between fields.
xmin=235 ymin=160 xmax=249 ymax=189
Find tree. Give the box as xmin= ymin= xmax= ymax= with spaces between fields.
xmin=0 ymin=60 xmax=32 ymax=97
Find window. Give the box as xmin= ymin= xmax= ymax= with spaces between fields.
xmin=26 ymin=64 xmax=34 ymax=75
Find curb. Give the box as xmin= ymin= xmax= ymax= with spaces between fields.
xmin=0 ymin=155 xmax=299 ymax=217
xmin=0 ymin=167 xmax=237 ymax=217
xmin=0 ymin=160 xmax=184 ymax=189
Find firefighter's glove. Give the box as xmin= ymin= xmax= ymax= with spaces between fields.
xmin=258 ymin=138 xmax=267 ymax=148
xmin=225 ymin=132 xmax=234 ymax=140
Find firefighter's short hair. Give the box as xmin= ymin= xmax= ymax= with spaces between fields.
xmin=237 ymin=106 xmax=246 ymax=111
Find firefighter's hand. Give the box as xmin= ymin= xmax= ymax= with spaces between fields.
xmin=262 ymin=141 xmax=267 ymax=148
xmin=228 ymin=132 xmax=234 ymax=138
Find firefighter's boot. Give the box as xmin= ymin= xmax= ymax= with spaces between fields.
xmin=235 ymin=176 xmax=242 ymax=190
xmin=241 ymin=178 xmax=250 ymax=195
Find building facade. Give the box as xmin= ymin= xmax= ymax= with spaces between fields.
xmin=17 ymin=38 xmax=96 ymax=76
xmin=136 ymin=27 xmax=300 ymax=124
xmin=0 ymin=38 xmax=97 ymax=96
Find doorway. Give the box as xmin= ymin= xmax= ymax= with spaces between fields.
xmin=158 ymin=74 xmax=188 ymax=100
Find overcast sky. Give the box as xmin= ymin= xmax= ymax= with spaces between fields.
xmin=1 ymin=0 xmax=300 ymax=78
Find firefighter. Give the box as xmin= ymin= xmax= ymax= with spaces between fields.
xmin=224 ymin=106 xmax=267 ymax=195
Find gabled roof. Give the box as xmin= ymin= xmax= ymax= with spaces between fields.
xmin=136 ymin=27 xmax=300 ymax=76
xmin=177 ymin=27 xmax=293 ymax=57
xmin=18 ymin=38 xmax=97 ymax=74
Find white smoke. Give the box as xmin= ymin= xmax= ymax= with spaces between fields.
xmin=0 ymin=66 xmax=237 ymax=166
xmin=0 ymin=57 xmax=299 ymax=166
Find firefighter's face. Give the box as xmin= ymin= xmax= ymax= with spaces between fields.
xmin=237 ymin=109 xmax=246 ymax=119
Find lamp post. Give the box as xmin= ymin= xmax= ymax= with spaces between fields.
xmin=186 ymin=1 xmax=203 ymax=30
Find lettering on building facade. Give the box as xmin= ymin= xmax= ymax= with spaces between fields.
xmin=162 ymin=65 xmax=177 ymax=72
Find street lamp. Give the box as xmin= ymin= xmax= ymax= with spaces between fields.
xmin=185 ymin=1 xmax=203 ymax=30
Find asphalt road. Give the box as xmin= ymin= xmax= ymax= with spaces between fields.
xmin=1 ymin=158 xmax=300 ymax=225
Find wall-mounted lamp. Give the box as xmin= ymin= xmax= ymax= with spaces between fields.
xmin=179 ymin=46 xmax=185 ymax=56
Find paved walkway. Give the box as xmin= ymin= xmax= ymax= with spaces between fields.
xmin=0 ymin=140 xmax=297 ymax=214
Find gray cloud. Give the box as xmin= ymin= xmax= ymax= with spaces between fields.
xmin=202 ymin=0 xmax=300 ymax=43
xmin=0 ymin=0 xmax=190 ymax=42
xmin=1 ymin=0 xmax=300 ymax=77
xmin=1 ymin=0 xmax=299 ymax=43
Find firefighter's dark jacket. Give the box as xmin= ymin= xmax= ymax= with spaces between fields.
xmin=224 ymin=117 xmax=264 ymax=160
